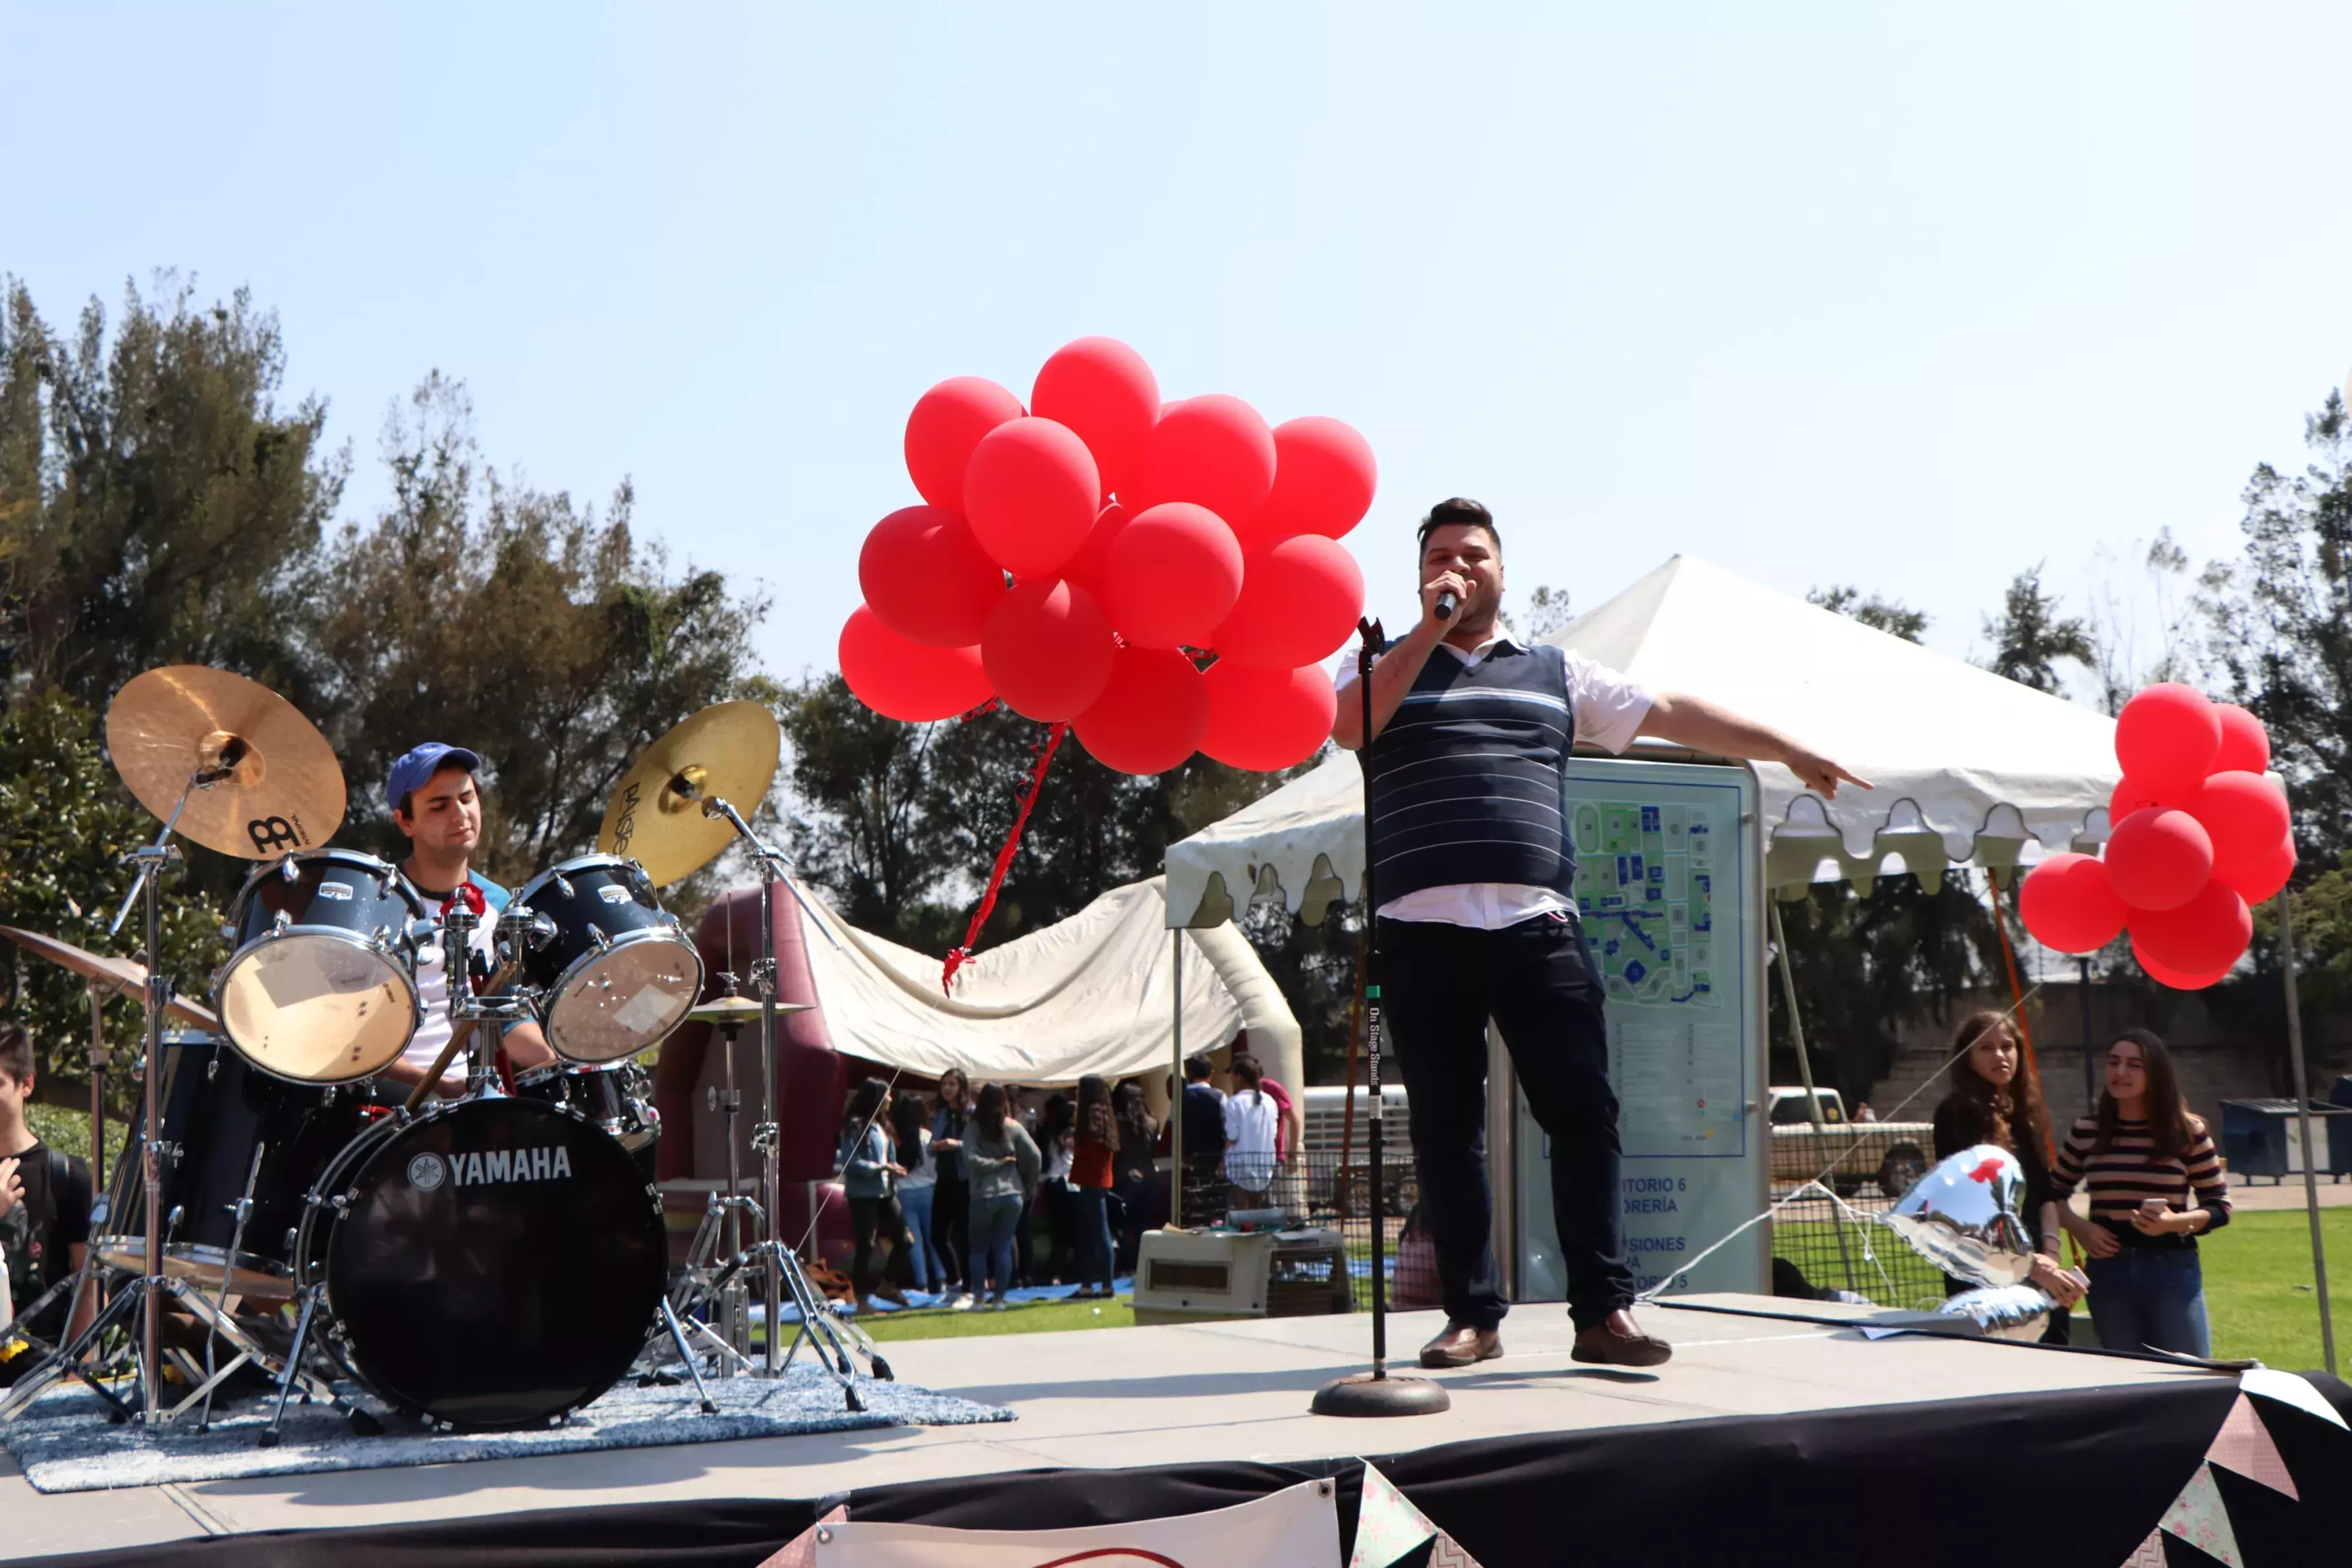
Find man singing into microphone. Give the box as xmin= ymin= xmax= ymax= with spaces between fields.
xmin=1333 ymin=499 xmax=1865 ymax=1368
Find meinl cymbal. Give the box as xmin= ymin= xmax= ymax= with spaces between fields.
xmin=599 ymin=701 xmax=781 ymax=887
xmin=0 ymin=925 xmax=221 ymax=1030
xmin=685 ymin=995 xmax=813 ymax=1025
xmin=105 ymin=666 xmax=346 ymax=859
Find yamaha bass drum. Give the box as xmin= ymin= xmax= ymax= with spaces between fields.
xmin=294 ymin=1096 xmax=666 ymax=1430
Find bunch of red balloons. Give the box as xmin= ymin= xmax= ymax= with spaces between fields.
xmin=2019 ymin=683 xmax=2296 ymax=989
xmin=837 ymin=337 xmax=1374 ymax=775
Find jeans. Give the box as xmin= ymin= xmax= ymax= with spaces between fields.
xmin=848 ymin=1195 xmax=911 ymax=1298
xmin=897 ymin=1185 xmax=939 ymax=1291
xmin=1380 ymin=913 xmax=1628 ymax=1332
xmin=1073 ymin=1186 xmax=1115 ymax=1290
xmin=2085 ymin=1248 xmax=2211 ymax=1358
xmin=972 ymin=1193 xmax=1023 ymax=1295
xmin=932 ymin=1174 xmax=970 ymax=1287
xmin=1043 ymin=1181 xmax=1080 ymax=1283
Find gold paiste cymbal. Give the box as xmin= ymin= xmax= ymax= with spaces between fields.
xmin=105 ymin=666 xmax=346 ymax=859
xmin=686 ymin=995 xmax=814 ymax=1024
xmin=0 ymin=926 xmax=221 ymax=1030
xmin=599 ymin=701 xmax=782 ymax=887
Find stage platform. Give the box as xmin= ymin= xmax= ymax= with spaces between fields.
xmin=2 ymin=1293 xmax=2323 ymax=1565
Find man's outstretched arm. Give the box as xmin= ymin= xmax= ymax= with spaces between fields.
xmin=1637 ymin=692 xmax=1871 ymax=799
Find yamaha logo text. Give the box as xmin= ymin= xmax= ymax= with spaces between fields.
xmin=410 ymin=1146 xmax=576 ymax=1189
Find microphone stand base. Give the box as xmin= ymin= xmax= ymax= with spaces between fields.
xmin=1310 ymin=1370 xmax=1452 ymax=1418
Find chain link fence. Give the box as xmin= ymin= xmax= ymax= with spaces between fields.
xmin=1768 ymin=1123 xmax=1946 ymax=1309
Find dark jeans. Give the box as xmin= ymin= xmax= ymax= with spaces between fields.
xmin=2085 ymin=1248 xmax=2211 ymax=1358
xmin=972 ymin=1193 xmax=1022 ymax=1293
xmin=1381 ymin=913 xmax=1629 ymax=1332
xmin=1042 ymin=1181 xmax=1080 ymax=1283
xmin=1072 ymin=1185 xmax=1116 ymax=1289
xmin=932 ymin=1173 xmax=970 ymax=1286
xmin=848 ymin=1194 xmax=911 ymax=1297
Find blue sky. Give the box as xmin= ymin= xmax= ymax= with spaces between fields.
xmin=9 ymin=4 xmax=2351 ymax=694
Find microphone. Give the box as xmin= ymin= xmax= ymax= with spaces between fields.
xmin=1434 ymin=588 xmax=1459 ymax=621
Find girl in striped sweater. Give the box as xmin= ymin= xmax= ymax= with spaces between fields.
xmin=2050 ymin=1028 xmax=2229 ymax=1357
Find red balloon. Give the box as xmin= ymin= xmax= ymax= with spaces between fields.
xmin=857 ymin=505 xmax=1005 ymax=648
xmin=1126 ymin=395 xmax=1277 ymax=526
xmin=1072 ymin=646 xmax=1208 ymax=775
xmin=2131 ymin=936 xmax=2235 ymax=992
xmin=2189 ymin=770 xmax=2291 ymax=874
xmin=963 ymin=417 xmax=1101 ymax=580
xmin=905 ymin=377 xmax=1024 ymax=514
xmin=2114 ymin=683 xmax=2221 ymax=794
xmin=1103 ymin=502 xmax=1246 ymax=650
xmin=838 ymin=605 xmax=993 ymax=721
xmin=2110 ymin=774 xmax=2195 ymax=822
xmin=2017 ymin=853 xmax=2127 ymax=954
xmin=1245 ymin=416 xmax=1378 ymax=547
xmin=2218 ymin=834 xmax=2296 ymax=907
xmin=1059 ymin=503 xmax=1131 ymax=603
xmin=980 ymin=579 xmax=1116 ymax=721
xmin=2211 ymin=702 xmax=2270 ymax=775
xmin=1211 ymin=534 xmax=1365 ymax=668
xmin=1200 ymin=661 xmax=1336 ymax=771
xmin=2103 ymin=808 xmax=2214 ymax=912
xmin=1032 ymin=337 xmax=1159 ymax=499
xmin=2131 ymin=880 xmax=2252 ymax=978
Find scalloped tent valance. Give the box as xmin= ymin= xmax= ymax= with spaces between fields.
xmin=1165 ymin=555 xmax=2120 ymax=928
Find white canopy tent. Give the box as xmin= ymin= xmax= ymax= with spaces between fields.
xmin=1165 ymin=553 xmax=2125 ymax=927
xmin=791 ymin=874 xmax=1301 ymax=1093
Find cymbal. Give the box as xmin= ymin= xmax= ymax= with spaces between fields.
xmin=0 ymin=926 xmax=221 ymax=1030
xmin=599 ymin=701 xmax=781 ymax=887
xmin=686 ymin=995 xmax=813 ymax=1025
xmin=105 ymin=666 xmax=346 ymax=859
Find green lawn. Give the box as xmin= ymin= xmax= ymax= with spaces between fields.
xmin=2197 ymin=1208 xmax=2352 ymax=1372
xmin=854 ymin=1296 xmax=1136 ymax=1341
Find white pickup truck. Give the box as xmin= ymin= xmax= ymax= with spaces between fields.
xmin=1766 ymin=1087 xmax=1932 ymax=1201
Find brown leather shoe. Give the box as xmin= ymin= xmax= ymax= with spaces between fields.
xmin=1418 ymin=1321 xmax=1503 ymax=1368
xmin=1572 ymin=1308 xmax=1671 ymax=1367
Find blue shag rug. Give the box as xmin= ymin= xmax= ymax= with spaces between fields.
xmin=3 ymin=1362 xmax=1013 ymax=1494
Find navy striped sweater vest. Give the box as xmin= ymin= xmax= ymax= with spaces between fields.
xmin=1362 ymin=641 xmax=1577 ymax=905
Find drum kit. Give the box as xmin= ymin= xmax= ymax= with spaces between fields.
xmin=0 ymin=667 xmax=884 ymax=1440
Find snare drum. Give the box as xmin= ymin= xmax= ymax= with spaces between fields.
xmin=513 ymin=1058 xmax=659 ymax=1152
xmin=511 ymin=855 xmax=701 ymax=1063
xmin=214 ymin=849 xmax=425 ymax=1082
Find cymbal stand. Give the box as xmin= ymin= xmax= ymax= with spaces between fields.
xmin=665 ymin=780 xmax=886 ymax=1406
xmin=665 ymin=987 xmax=761 ymax=1377
xmin=105 ymin=765 xmax=216 ymax=1426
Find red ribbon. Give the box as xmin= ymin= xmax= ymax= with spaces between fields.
xmin=439 ymin=880 xmax=490 ymax=994
xmin=941 ymin=721 xmax=1067 ymax=994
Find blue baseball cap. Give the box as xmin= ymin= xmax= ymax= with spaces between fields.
xmin=387 ymin=742 xmax=484 ymax=813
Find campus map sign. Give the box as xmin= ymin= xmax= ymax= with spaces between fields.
xmin=1514 ymin=758 xmax=1766 ymax=1299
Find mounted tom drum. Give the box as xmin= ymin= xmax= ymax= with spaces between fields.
xmin=215 ymin=849 xmax=425 ymax=1083
xmin=512 ymin=854 xmax=701 ymax=1063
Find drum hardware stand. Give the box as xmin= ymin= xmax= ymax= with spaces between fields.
xmin=194 ymin=1143 xmax=267 ymax=1431
xmin=666 ymin=978 xmax=760 ymax=1376
xmin=654 ymin=778 xmax=885 ymax=1406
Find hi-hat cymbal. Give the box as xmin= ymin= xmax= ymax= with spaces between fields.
xmin=105 ymin=667 xmax=346 ymax=859
xmin=0 ymin=926 xmax=221 ymax=1030
xmin=600 ymin=701 xmax=781 ymax=887
xmin=686 ymin=995 xmax=813 ymax=1025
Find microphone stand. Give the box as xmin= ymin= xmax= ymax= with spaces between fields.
xmin=1312 ymin=618 xmax=1451 ymax=1417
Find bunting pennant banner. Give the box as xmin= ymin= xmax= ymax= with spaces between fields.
xmin=2237 ymin=1368 xmax=2347 ymax=1431
xmin=2152 ymin=1463 xmax=2241 ymax=1568
xmin=2203 ymin=1393 xmax=2299 ymax=1500
xmin=812 ymin=1478 xmax=1340 ymax=1567
xmin=1350 ymin=1463 xmax=1439 ymax=1568
xmin=760 ymin=1505 xmax=849 ymax=1568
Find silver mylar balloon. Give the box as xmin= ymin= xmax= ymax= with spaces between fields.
xmin=1939 ymin=1284 xmax=2056 ymax=1341
xmin=1879 ymin=1143 xmax=2036 ymax=1287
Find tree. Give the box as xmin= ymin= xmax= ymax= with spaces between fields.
xmin=0 ymin=275 xmax=345 ymax=706
xmin=304 ymin=374 xmax=771 ymax=889
xmin=1980 ymin=565 xmax=2094 ymax=694
xmin=2197 ymin=391 xmax=2352 ymax=865
xmin=1806 ymin=584 xmax=1928 ymax=644
xmin=1517 ymin=584 xmax=1573 ymax=642
xmin=2083 ymin=530 xmax=2198 ymax=715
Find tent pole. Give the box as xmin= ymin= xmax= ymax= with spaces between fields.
xmin=2277 ymin=892 xmax=2337 ymax=1376
xmin=1769 ymin=898 xmax=1857 ymax=1297
xmin=1171 ymin=926 xmax=1184 ymax=1231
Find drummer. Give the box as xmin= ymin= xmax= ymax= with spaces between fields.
xmin=376 ymin=744 xmax=556 ymax=1098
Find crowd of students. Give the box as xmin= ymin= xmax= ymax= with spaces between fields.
xmin=831 ymin=1048 xmax=1308 ymax=1310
